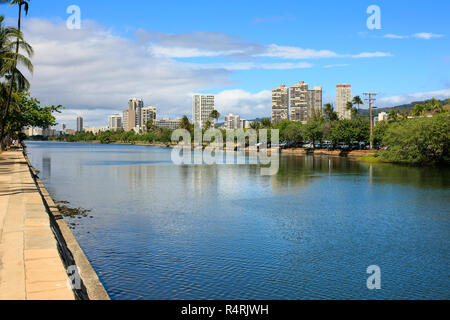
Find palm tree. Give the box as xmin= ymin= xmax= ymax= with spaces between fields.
xmin=179 ymin=115 xmax=192 ymax=131
xmin=260 ymin=118 xmax=272 ymax=128
xmin=387 ymin=110 xmax=398 ymax=121
xmin=412 ymin=104 xmax=424 ymax=117
xmin=249 ymin=121 xmax=260 ymax=130
xmin=203 ymin=120 xmax=212 ymax=130
xmin=426 ymin=97 xmax=443 ymax=113
xmin=1 ymin=0 xmax=31 ymax=149
xmin=0 ymin=14 xmax=33 ymax=149
xmin=352 ymin=96 xmax=364 ymax=111
xmin=209 ymin=109 xmax=220 ymax=126
xmin=323 ymin=103 xmax=338 ymax=121
xmin=4 ymin=0 xmax=30 ymax=94
xmin=346 ymin=101 xmax=359 ymax=118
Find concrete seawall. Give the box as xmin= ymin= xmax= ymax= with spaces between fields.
xmin=0 ymin=147 xmax=109 ymax=300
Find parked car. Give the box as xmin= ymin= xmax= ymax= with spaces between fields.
xmin=359 ymin=142 xmax=370 ymax=150
xmin=286 ymin=141 xmax=296 ymax=148
xmin=337 ymin=142 xmax=350 ymax=150
xmin=303 ymin=142 xmax=314 ymax=149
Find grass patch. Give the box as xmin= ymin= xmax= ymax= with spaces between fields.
xmin=358 ymin=153 xmax=383 ymax=163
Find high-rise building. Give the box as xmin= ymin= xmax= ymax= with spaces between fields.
xmin=272 ymin=85 xmax=289 ymax=123
xmin=290 ymin=81 xmax=322 ymax=122
xmin=76 ymin=116 xmax=84 ymax=132
xmin=122 ymin=110 xmax=129 ymax=131
xmin=62 ymin=123 xmax=66 ymax=131
xmin=141 ymin=106 xmax=157 ymax=128
xmin=336 ymin=84 xmax=352 ymax=120
xmin=310 ymin=86 xmax=323 ymax=118
xmin=192 ymin=94 xmax=215 ymax=128
xmin=127 ymin=98 xmax=144 ymax=131
xmin=224 ymin=114 xmax=241 ymax=130
xmin=241 ymin=120 xmax=253 ymax=129
xmin=109 ymin=114 xmax=122 ymax=131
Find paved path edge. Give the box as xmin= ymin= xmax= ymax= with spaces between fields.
xmin=22 ymin=145 xmax=110 ymax=300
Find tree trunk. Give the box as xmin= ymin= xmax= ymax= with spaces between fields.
xmin=0 ymin=3 xmax=22 ymax=151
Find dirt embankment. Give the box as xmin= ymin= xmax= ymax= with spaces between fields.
xmin=282 ymin=148 xmax=376 ymax=157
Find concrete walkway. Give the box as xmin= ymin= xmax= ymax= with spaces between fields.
xmin=0 ymin=150 xmax=74 ymax=300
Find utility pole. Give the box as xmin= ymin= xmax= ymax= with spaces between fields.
xmin=363 ymin=93 xmax=377 ymax=149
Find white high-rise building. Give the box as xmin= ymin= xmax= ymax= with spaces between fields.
xmin=272 ymin=85 xmax=289 ymax=123
xmin=109 ymin=114 xmax=122 ymax=131
xmin=122 ymin=110 xmax=129 ymax=131
xmin=141 ymin=106 xmax=157 ymax=128
xmin=336 ymin=84 xmax=352 ymax=120
xmin=192 ymin=94 xmax=215 ymax=128
xmin=224 ymin=114 xmax=241 ymax=130
xmin=290 ymin=81 xmax=322 ymax=123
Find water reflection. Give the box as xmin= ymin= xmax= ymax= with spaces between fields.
xmin=42 ymin=156 xmax=51 ymax=178
xmin=25 ymin=141 xmax=450 ymax=300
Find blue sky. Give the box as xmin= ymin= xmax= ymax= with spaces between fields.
xmin=2 ymin=0 xmax=449 ymax=128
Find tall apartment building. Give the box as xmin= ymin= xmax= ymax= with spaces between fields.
xmin=224 ymin=114 xmax=241 ymax=130
xmin=336 ymin=84 xmax=352 ymax=120
xmin=76 ymin=116 xmax=84 ymax=132
xmin=128 ymin=98 xmax=144 ymax=130
xmin=290 ymin=81 xmax=322 ymax=122
xmin=192 ymin=94 xmax=215 ymax=128
xmin=109 ymin=114 xmax=122 ymax=131
xmin=122 ymin=110 xmax=129 ymax=131
xmin=122 ymin=98 xmax=144 ymax=131
xmin=272 ymin=85 xmax=289 ymax=123
xmin=141 ymin=106 xmax=157 ymax=128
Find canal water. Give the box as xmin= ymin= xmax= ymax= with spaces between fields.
xmin=26 ymin=141 xmax=449 ymax=300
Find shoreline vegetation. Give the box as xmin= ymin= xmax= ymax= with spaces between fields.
xmin=30 ymin=138 xmax=378 ymax=159
xmin=40 ymin=109 xmax=449 ymax=166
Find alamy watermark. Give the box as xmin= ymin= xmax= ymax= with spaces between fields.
xmin=366 ymin=5 xmax=381 ymax=30
xmin=171 ymin=128 xmax=280 ymax=176
xmin=67 ymin=265 xmax=82 ymax=290
xmin=66 ymin=5 xmax=81 ymax=30
xmin=366 ymin=265 xmax=381 ymax=290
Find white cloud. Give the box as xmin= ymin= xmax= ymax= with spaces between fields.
xmin=148 ymin=45 xmax=248 ymax=58
xmin=258 ymin=44 xmax=339 ymax=59
xmin=413 ymin=32 xmax=444 ymax=40
xmin=139 ymin=31 xmax=392 ymax=60
xmin=215 ymin=90 xmax=272 ymax=119
xmin=378 ymin=89 xmax=450 ymax=107
xmin=323 ymin=64 xmax=349 ymax=68
xmin=189 ymin=61 xmax=313 ymax=70
xmin=22 ymin=18 xmax=233 ymax=126
xmin=350 ymin=52 xmax=393 ymax=58
xmin=258 ymin=44 xmax=391 ymax=60
xmin=383 ymin=34 xmax=407 ymax=39
xmin=383 ymin=32 xmax=444 ymax=40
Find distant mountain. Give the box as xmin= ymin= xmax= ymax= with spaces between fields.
xmin=358 ymin=98 xmax=450 ymax=117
